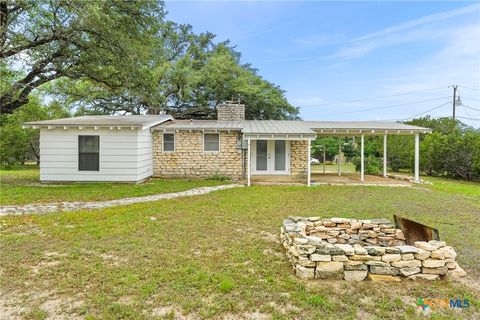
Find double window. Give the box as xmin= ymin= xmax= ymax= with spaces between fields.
xmin=204 ymin=133 xmax=220 ymax=152
xmin=163 ymin=133 xmax=175 ymax=152
xmin=79 ymin=135 xmax=99 ymax=171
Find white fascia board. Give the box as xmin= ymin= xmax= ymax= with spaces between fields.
xmin=242 ymin=133 xmax=315 ymax=140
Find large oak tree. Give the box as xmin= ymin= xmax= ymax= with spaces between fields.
xmin=1 ymin=0 xmax=164 ymax=113
xmin=1 ymin=0 xmax=298 ymax=120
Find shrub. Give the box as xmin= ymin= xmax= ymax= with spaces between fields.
xmin=353 ymin=156 xmax=382 ymax=175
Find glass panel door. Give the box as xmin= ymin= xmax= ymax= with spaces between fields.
xmin=256 ymin=140 xmax=268 ymax=171
xmin=274 ymin=140 xmax=286 ymax=171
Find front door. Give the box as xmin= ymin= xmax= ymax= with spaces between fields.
xmin=252 ymin=140 xmax=289 ymax=174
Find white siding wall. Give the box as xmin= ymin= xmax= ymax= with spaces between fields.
xmin=39 ymin=127 xmax=154 ymax=182
xmin=136 ymin=128 xmax=154 ymax=181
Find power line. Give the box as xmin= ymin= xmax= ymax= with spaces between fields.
xmin=314 ymin=96 xmax=451 ymax=117
xmin=378 ymin=102 xmax=451 ymax=121
xmin=399 ymin=102 xmax=452 ymax=120
xmin=298 ymin=86 xmax=447 ymax=107
xmin=457 ymin=116 xmax=480 ymax=121
xmin=461 ymin=104 xmax=480 ymax=112
xmin=462 ymin=97 xmax=480 ymax=102
xmin=458 ymin=85 xmax=480 ymax=91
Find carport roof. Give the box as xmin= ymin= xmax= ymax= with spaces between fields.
xmin=303 ymin=121 xmax=431 ymax=134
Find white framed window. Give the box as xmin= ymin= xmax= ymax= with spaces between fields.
xmin=203 ymin=133 xmax=220 ymax=152
xmin=163 ymin=133 xmax=175 ymax=152
xmin=78 ymin=135 xmax=99 ymax=171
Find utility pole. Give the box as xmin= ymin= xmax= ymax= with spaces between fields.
xmin=452 ymin=85 xmax=458 ymax=120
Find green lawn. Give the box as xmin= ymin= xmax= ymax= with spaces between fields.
xmin=0 ymin=166 xmax=227 ymax=205
xmin=1 ymin=171 xmax=479 ymax=319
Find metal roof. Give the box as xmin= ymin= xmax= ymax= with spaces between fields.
xmin=23 ymin=115 xmax=172 ymax=128
xmin=23 ymin=115 xmax=431 ymax=135
xmin=241 ymin=120 xmax=316 ymax=135
xmin=152 ymin=120 xmax=244 ymax=131
xmin=153 ymin=119 xmax=430 ymax=135
xmin=303 ymin=121 xmax=431 ymax=132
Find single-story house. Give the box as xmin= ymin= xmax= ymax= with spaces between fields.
xmin=23 ymin=103 xmax=431 ymax=185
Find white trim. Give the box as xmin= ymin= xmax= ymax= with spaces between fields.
xmin=414 ymin=133 xmax=420 ymax=183
xmin=247 ymin=138 xmax=251 ymax=186
xmin=203 ymin=132 xmax=220 ymax=153
xmin=383 ymin=134 xmax=387 ymax=177
xmin=307 ymin=139 xmax=311 ymax=186
xmin=360 ymin=134 xmax=365 ymax=182
xmin=78 ymin=134 xmax=100 ymax=172
xmin=162 ymin=132 xmax=175 ymax=152
xmin=242 ymin=134 xmax=314 ymax=141
xmin=251 ymin=139 xmax=290 ymax=175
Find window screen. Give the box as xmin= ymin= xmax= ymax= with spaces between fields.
xmin=163 ymin=133 xmax=175 ymax=152
xmin=79 ymin=135 xmax=99 ymax=171
xmin=204 ymin=133 xmax=219 ymax=152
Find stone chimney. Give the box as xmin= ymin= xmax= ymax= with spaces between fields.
xmin=217 ymin=101 xmax=245 ymax=121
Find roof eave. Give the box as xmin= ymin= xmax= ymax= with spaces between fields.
xmin=22 ymin=124 xmax=144 ymax=130
xmin=312 ymin=128 xmax=432 ymax=135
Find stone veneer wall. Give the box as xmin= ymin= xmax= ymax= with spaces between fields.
xmin=153 ymin=131 xmax=244 ymax=178
xmin=281 ymin=217 xmax=466 ymax=281
xmin=290 ymin=140 xmax=309 ymax=178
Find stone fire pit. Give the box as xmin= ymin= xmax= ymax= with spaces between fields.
xmin=280 ymin=217 xmax=466 ymax=281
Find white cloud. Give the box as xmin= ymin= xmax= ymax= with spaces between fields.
xmin=354 ymin=3 xmax=480 ymax=42
xmin=331 ymin=3 xmax=480 ymax=59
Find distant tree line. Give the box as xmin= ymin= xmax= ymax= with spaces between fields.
xmin=311 ymin=117 xmax=480 ymax=181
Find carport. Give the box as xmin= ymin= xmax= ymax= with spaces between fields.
xmin=303 ymin=121 xmax=432 ymax=185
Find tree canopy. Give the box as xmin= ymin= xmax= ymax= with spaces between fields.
xmin=1 ymin=0 xmax=298 ymax=119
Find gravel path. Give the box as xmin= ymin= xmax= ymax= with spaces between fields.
xmin=0 ymin=184 xmax=242 ymax=216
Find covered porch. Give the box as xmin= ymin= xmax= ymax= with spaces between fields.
xmin=251 ymin=173 xmax=411 ymax=186
xmin=245 ymin=121 xmax=431 ymax=186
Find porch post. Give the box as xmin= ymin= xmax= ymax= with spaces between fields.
xmin=323 ymin=149 xmax=326 ymax=174
xmin=247 ymin=137 xmax=251 ymax=186
xmin=338 ymin=140 xmax=342 ymax=177
xmin=307 ymin=138 xmax=311 ymax=186
xmin=360 ymin=134 xmax=365 ymax=182
xmin=414 ymin=133 xmax=420 ymax=183
xmin=383 ymin=134 xmax=387 ymax=177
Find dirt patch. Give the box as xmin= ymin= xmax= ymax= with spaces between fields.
xmin=30 ymin=260 xmax=61 ymax=274
xmin=222 ymin=311 xmax=271 ymax=320
xmin=457 ymin=274 xmax=480 ymax=292
xmin=99 ymin=253 xmax=126 ymax=266
xmin=0 ymin=291 xmax=29 ymax=320
xmin=40 ymin=296 xmax=84 ymax=320
xmin=150 ymin=306 xmax=197 ymax=319
xmin=266 ymin=301 xmax=300 ymax=315
xmin=262 ymin=248 xmax=284 ymax=258
xmin=117 ymin=296 xmax=134 ymax=306
xmin=259 ymin=231 xmax=279 ymax=243
xmin=0 ymin=290 xmax=84 ymax=320
xmin=44 ymin=251 xmax=68 ymax=258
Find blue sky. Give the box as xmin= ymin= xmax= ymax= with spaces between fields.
xmin=166 ymin=1 xmax=480 ymax=127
